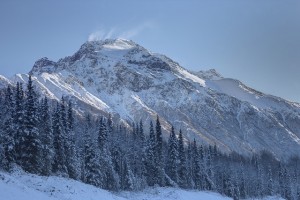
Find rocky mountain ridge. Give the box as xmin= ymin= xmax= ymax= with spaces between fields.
xmin=1 ymin=38 xmax=300 ymax=159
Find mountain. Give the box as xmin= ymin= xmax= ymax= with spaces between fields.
xmin=0 ymin=75 xmax=11 ymax=88
xmin=2 ymin=38 xmax=300 ymax=159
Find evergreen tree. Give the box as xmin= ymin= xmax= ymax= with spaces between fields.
xmin=266 ymin=165 xmax=273 ymax=196
xmin=83 ymin=129 xmax=102 ymax=187
xmin=120 ymin=158 xmax=135 ymax=190
xmin=111 ymin=145 xmax=122 ymax=183
xmin=155 ymin=116 xmax=164 ymax=186
xmin=59 ymin=97 xmax=68 ymax=162
xmin=67 ymin=100 xmax=74 ymax=132
xmin=98 ymin=117 xmax=107 ymax=150
xmin=107 ymin=114 xmax=113 ymax=137
xmin=134 ymin=123 xmax=139 ymax=141
xmin=166 ymin=126 xmax=178 ymax=185
xmin=81 ymin=114 xmax=92 ymax=182
xmin=13 ymin=82 xmax=24 ymax=161
xmin=178 ymin=129 xmax=188 ymax=188
xmin=280 ymin=166 xmax=292 ymax=200
xmin=52 ymin=102 xmax=67 ymax=175
xmin=97 ymin=116 xmax=120 ymax=190
xmin=65 ymin=100 xmax=78 ymax=179
xmin=139 ymin=120 xmax=144 ymax=143
xmin=39 ymin=97 xmax=54 ymax=176
xmin=21 ymin=76 xmax=42 ymax=174
xmin=238 ymin=162 xmax=247 ymax=199
xmin=203 ymin=146 xmax=213 ymax=190
xmin=186 ymin=142 xmax=195 ymax=188
xmin=192 ymin=139 xmax=201 ymax=189
xmin=144 ymin=121 xmax=156 ymax=186
xmin=99 ymin=142 xmax=120 ymax=191
xmin=1 ymin=86 xmax=16 ymax=170
xmin=155 ymin=116 xmax=163 ymax=165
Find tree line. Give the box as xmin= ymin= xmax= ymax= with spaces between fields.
xmin=0 ymin=76 xmax=299 ymax=200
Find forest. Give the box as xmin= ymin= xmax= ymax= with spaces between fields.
xmin=0 ymin=76 xmax=299 ymax=200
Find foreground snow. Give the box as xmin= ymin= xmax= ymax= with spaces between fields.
xmin=119 ymin=188 xmax=231 ymax=200
xmin=0 ymin=170 xmax=230 ymax=200
xmin=0 ymin=170 xmax=284 ymax=200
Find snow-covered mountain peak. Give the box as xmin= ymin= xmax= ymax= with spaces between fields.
xmin=80 ymin=38 xmax=142 ymax=53
xmin=30 ymin=39 xmax=184 ymax=79
xmin=101 ymin=38 xmax=138 ymax=50
xmin=194 ymin=69 xmax=223 ymax=80
xmin=55 ymin=38 xmax=152 ymax=71
xmin=30 ymin=57 xmax=56 ymax=74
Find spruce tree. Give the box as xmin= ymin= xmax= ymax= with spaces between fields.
xmin=186 ymin=142 xmax=195 ymax=188
xmin=39 ymin=97 xmax=54 ymax=176
xmin=1 ymin=86 xmax=16 ymax=170
xmin=83 ymin=129 xmax=102 ymax=187
xmin=107 ymin=114 xmax=113 ymax=137
xmin=97 ymin=116 xmax=120 ymax=190
xmin=155 ymin=116 xmax=164 ymax=186
xmin=266 ymin=165 xmax=273 ymax=196
xmin=166 ymin=126 xmax=178 ymax=185
xmin=192 ymin=139 xmax=201 ymax=189
xmin=81 ymin=114 xmax=92 ymax=182
xmin=13 ymin=82 xmax=24 ymax=162
xmin=98 ymin=117 xmax=107 ymax=150
xmin=204 ymin=146 xmax=213 ymax=190
xmin=178 ymin=129 xmax=188 ymax=188
xmin=155 ymin=116 xmax=163 ymax=164
xmin=52 ymin=102 xmax=67 ymax=175
xmin=238 ymin=162 xmax=247 ymax=199
xmin=101 ymin=147 xmax=120 ymax=191
xmin=144 ymin=121 xmax=156 ymax=186
xmin=21 ymin=76 xmax=42 ymax=174
xmin=139 ymin=120 xmax=144 ymax=143
xmin=122 ymin=158 xmax=135 ymax=190
xmin=65 ymin=100 xmax=78 ymax=179
xmin=59 ymin=97 xmax=68 ymax=158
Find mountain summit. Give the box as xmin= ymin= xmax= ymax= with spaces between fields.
xmin=4 ymin=38 xmax=300 ymax=159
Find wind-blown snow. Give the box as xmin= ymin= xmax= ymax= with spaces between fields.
xmin=103 ymin=38 xmax=135 ymax=50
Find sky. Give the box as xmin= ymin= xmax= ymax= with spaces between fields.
xmin=0 ymin=0 xmax=299 ymax=102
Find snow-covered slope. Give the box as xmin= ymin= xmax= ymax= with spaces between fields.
xmin=0 ymin=75 xmax=11 ymax=88
xmin=0 ymin=170 xmax=232 ymax=200
xmin=206 ymin=78 xmax=300 ymax=111
xmin=3 ymin=38 xmax=300 ymax=159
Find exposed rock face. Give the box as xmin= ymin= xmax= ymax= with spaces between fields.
xmin=3 ymin=38 xmax=300 ymax=159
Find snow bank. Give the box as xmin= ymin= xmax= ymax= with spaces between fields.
xmin=0 ymin=170 xmax=284 ymax=200
xmin=0 ymin=170 xmax=231 ymax=200
xmin=120 ymin=187 xmax=231 ymax=200
xmin=0 ymin=170 xmax=125 ymax=200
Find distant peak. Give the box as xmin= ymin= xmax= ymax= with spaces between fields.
xmin=194 ymin=69 xmax=223 ymax=80
xmin=72 ymin=38 xmax=140 ymax=59
xmin=30 ymin=57 xmax=56 ymax=74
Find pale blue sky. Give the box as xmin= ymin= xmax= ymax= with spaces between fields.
xmin=0 ymin=0 xmax=300 ymax=102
